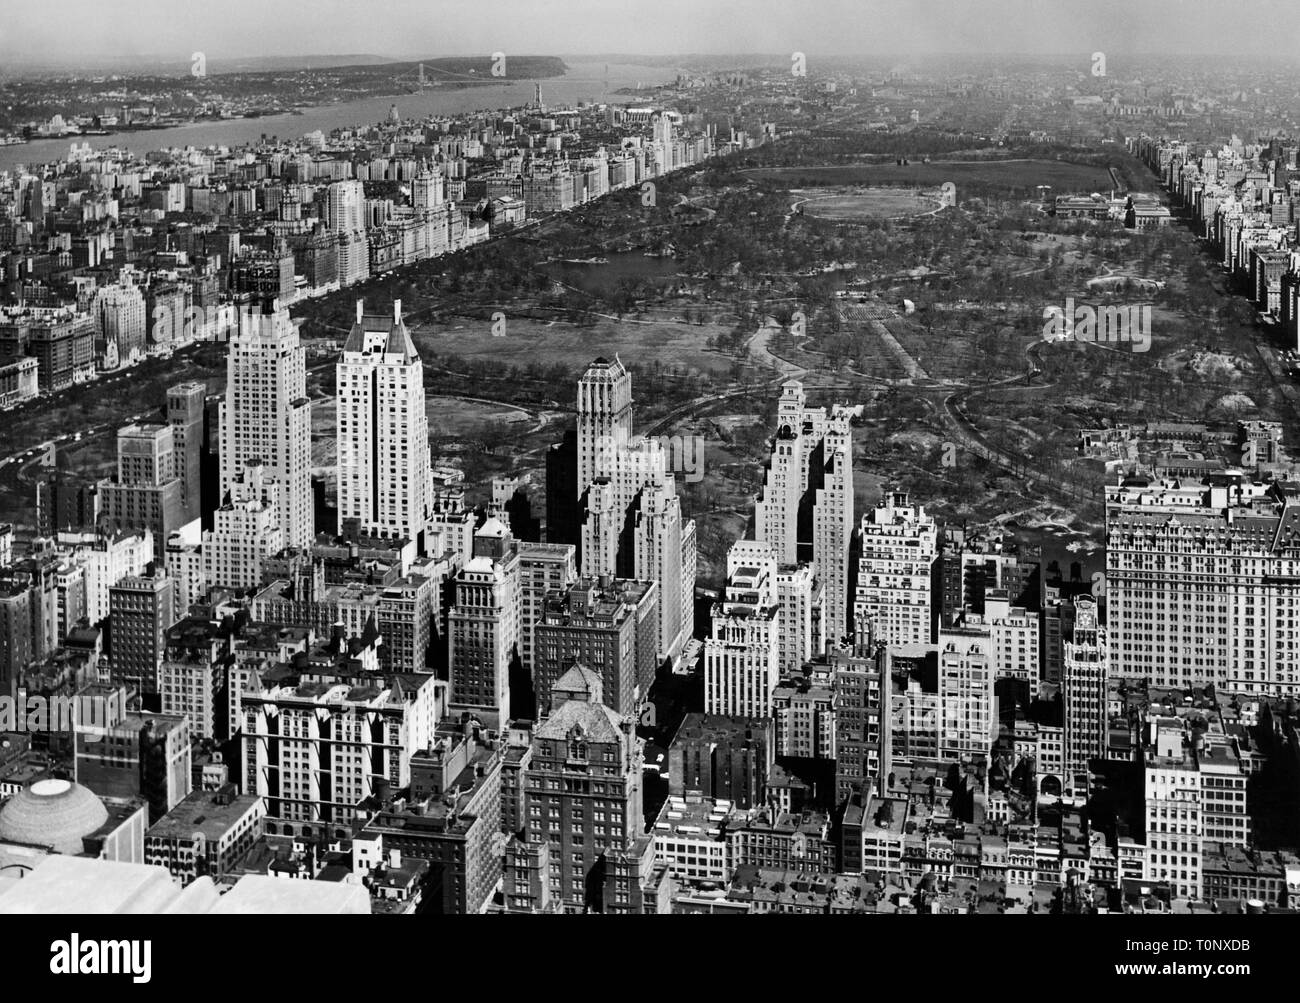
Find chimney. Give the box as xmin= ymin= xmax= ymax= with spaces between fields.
xmin=355 ymin=299 xmax=363 ymax=323
xmin=393 ymin=299 xmax=402 ymax=322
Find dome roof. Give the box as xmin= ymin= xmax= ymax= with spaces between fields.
xmin=0 ymin=779 xmax=109 ymax=855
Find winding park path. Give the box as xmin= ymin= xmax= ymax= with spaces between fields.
xmin=725 ymin=293 xmax=1090 ymax=506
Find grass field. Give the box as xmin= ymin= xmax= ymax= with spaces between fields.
xmin=745 ymin=158 xmax=1117 ymax=194
xmin=411 ymin=315 xmax=738 ymax=377
xmin=798 ymin=188 xmax=941 ymax=221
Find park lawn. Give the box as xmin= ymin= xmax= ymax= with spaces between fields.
xmin=411 ymin=315 xmax=738 ymax=376
xmin=743 ymin=158 xmax=1117 ymax=193
xmin=800 ymin=188 xmax=942 ymax=220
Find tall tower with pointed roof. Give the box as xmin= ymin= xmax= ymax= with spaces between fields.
xmin=577 ymin=356 xmax=633 ymax=495
xmin=336 ymin=299 xmax=432 ymax=545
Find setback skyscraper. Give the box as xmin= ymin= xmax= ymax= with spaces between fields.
xmin=218 ymin=299 xmax=312 ymax=550
xmin=755 ymin=381 xmax=855 ymax=647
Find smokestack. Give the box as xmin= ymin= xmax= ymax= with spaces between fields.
xmin=355 ymin=299 xmax=363 ymax=323
xmin=394 ymin=299 xmax=402 ymax=322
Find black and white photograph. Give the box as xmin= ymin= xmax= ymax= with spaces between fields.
xmin=0 ymin=0 xmax=1292 ymax=974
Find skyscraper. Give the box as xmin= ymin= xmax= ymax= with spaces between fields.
xmin=218 ymin=300 xmax=312 ymax=549
xmin=704 ymin=541 xmax=781 ymax=718
xmin=938 ymin=624 xmax=994 ymax=761
xmin=533 ymin=576 xmax=658 ymax=719
xmin=517 ymin=665 xmax=653 ymax=914
xmin=1063 ymin=595 xmax=1107 ymax=795
xmin=517 ymin=541 xmax=578 ymax=682
xmin=1107 ymin=474 xmax=1300 ymax=696
xmin=97 ymin=423 xmax=184 ymax=566
xmin=326 ymin=180 xmax=370 ymax=286
xmin=755 ymin=381 xmax=855 ymax=646
xmin=327 ymin=178 xmax=366 ymax=233
xmin=167 ymin=381 xmax=206 ymax=526
xmin=92 ymin=276 xmax=147 ymax=368
xmin=854 ymin=491 xmax=937 ymax=648
xmin=108 ymin=570 xmax=174 ymax=697
xmin=545 ymin=428 xmax=581 ymax=552
xmin=240 ymin=646 xmax=439 ymax=827
xmin=411 ymin=163 xmax=445 ymax=211
xmin=832 ymin=643 xmax=891 ymax=808
xmin=577 ymin=356 xmax=633 ymax=502
xmin=203 ymin=461 xmax=285 ymax=590
xmin=575 ymin=358 xmax=690 ymax=664
xmin=1143 ymin=724 xmax=1203 ymax=901
xmin=632 ymin=481 xmax=683 ymax=660
xmin=775 ymin=561 xmax=822 ymax=675
xmin=448 ymin=518 xmax=520 ymax=729
xmin=336 ymin=299 xmax=432 ymax=545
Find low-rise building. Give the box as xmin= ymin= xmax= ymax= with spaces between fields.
xmin=652 ymin=793 xmax=733 ymax=885
xmin=144 ymin=783 xmax=265 ymax=885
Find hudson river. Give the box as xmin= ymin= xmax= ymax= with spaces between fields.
xmin=0 ymin=61 xmax=675 ymax=173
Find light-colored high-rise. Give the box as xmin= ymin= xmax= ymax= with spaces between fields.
xmin=1143 ymin=724 xmax=1202 ymax=901
xmin=241 ymin=650 xmax=440 ymax=826
xmin=59 ymin=528 xmax=153 ymax=624
xmin=633 ymin=481 xmax=683 ymax=660
xmin=855 ymin=491 xmax=937 ymax=648
xmin=1063 ymin=595 xmax=1106 ymax=794
xmin=327 ymin=179 xmax=366 ymax=233
xmin=983 ymin=591 xmax=1041 ymax=696
xmin=218 ymin=299 xmax=312 ymax=549
xmin=203 ymin=461 xmax=286 ymax=590
xmin=411 ymin=163 xmax=446 ymax=212
xmin=704 ymin=540 xmax=781 ymax=718
xmin=577 ymin=356 xmax=634 ymax=502
xmin=938 ymin=623 xmax=994 ymax=761
xmin=91 ymin=276 xmax=147 ymax=367
xmin=755 ymin=381 xmax=855 ymax=646
xmin=775 ymin=562 xmax=822 ymax=675
xmin=1106 ymin=475 xmax=1300 ymax=695
xmin=327 ymin=180 xmax=370 ymax=286
xmin=336 ymin=299 xmax=432 ymax=544
xmin=575 ymin=357 xmax=691 ymax=664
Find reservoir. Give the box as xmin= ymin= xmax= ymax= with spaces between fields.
xmin=544 ymin=251 xmax=680 ymax=295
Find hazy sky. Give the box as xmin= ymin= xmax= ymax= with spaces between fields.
xmin=0 ymin=0 xmax=1292 ymax=64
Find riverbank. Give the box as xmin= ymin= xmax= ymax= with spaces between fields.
xmin=0 ymin=61 xmax=674 ymax=173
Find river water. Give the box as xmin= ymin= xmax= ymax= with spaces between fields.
xmin=0 ymin=61 xmax=675 ymax=173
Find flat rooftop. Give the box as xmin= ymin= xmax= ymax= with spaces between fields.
xmin=146 ymin=787 xmax=262 ymax=841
